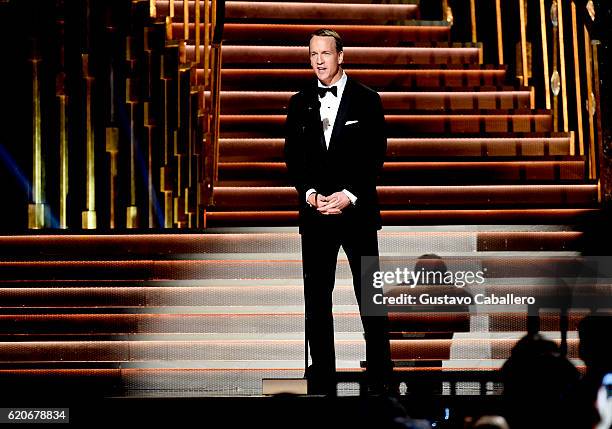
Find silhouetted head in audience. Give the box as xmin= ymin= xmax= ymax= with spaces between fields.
xmin=501 ymin=332 xmax=580 ymax=428
xmin=472 ymin=415 xmax=510 ymax=429
xmin=578 ymin=313 xmax=612 ymax=376
xmin=571 ymin=313 xmax=612 ymax=428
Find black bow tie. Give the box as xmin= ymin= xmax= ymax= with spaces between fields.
xmin=317 ymin=86 xmax=337 ymax=98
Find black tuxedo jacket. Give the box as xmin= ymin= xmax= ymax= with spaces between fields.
xmin=284 ymin=75 xmax=387 ymax=233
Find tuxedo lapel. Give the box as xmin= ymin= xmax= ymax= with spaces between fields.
xmin=304 ymin=81 xmax=327 ymax=151
xmin=328 ymin=76 xmax=352 ymax=153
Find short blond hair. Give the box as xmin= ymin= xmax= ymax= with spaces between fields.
xmin=308 ymin=29 xmax=343 ymax=53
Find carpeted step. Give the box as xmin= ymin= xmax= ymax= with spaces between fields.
xmin=0 ymin=339 xmax=344 ymax=362
xmin=212 ymin=89 xmax=532 ymax=114
xmin=190 ymin=45 xmax=481 ymax=66
xmin=1 ymin=273 xmax=595 ymax=308
xmin=174 ymin=22 xmax=451 ymax=45
xmin=217 ymin=160 xmax=585 ymax=186
xmin=0 ymin=338 xmax=580 ymax=361
xmin=0 ymin=311 xmax=595 ymax=335
xmin=219 ymin=111 xmax=553 ymax=137
xmin=0 ymin=230 xmax=583 ymax=260
xmin=205 ymin=208 xmax=597 ymax=226
xmin=216 ymin=68 xmax=509 ymax=90
xmin=0 ymin=255 xmax=598 ymax=280
xmin=210 ymin=185 xmax=597 ymax=210
xmin=156 ymin=1 xmax=420 ymax=23
xmin=390 ymin=310 xmax=591 ymax=334
xmin=0 ymin=257 xmax=593 ymax=281
xmin=219 ymin=135 xmax=573 ymax=162
xmin=0 ymin=367 xmax=514 ymax=399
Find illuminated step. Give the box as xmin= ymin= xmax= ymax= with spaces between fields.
xmin=156 ymin=1 xmax=419 ymax=22
xmin=0 ymin=230 xmax=584 ymax=259
xmin=189 ymin=45 xmax=481 ymax=66
xmin=0 ymin=256 xmax=600 ymax=280
xmin=211 ymin=184 xmax=597 ymax=210
xmin=0 ymin=310 xmax=597 ymax=334
xmin=219 ymin=135 xmax=573 ymax=161
xmin=205 ymin=208 xmax=597 ymax=226
xmin=219 ymin=111 xmax=552 ymax=137
xmin=217 ymin=160 xmax=585 ymax=185
xmin=1 ymin=276 xmax=606 ymax=310
xmin=0 ymin=338 xmax=580 ymax=361
xmin=212 ymin=90 xmax=532 ymax=113
xmin=174 ymin=22 xmax=451 ymax=44
xmin=216 ymin=68 xmax=509 ymax=90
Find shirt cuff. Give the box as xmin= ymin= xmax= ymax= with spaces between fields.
xmin=306 ymin=188 xmax=317 ymax=207
xmin=342 ymin=189 xmax=357 ymax=205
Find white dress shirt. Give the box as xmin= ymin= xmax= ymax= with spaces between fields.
xmin=306 ymin=70 xmax=357 ymax=207
xmin=319 ymin=70 xmax=347 ymax=149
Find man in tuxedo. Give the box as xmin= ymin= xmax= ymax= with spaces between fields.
xmin=284 ymin=29 xmax=393 ymax=395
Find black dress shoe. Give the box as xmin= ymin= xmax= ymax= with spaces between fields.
xmin=305 ymin=365 xmax=337 ymax=396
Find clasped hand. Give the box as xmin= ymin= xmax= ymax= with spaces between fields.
xmin=308 ymin=192 xmax=351 ymax=215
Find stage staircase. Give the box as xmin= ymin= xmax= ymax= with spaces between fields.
xmin=0 ymin=0 xmax=606 ymax=400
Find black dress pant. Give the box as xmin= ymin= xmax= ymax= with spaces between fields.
xmin=301 ymin=218 xmax=393 ymax=393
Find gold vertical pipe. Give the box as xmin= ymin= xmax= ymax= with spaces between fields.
xmin=129 ymin=102 xmax=136 ymax=207
xmin=539 ymin=0 xmax=551 ymax=109
xmin=570 ymin=1 xmax=584 ymax=156
xmin=519 ymin=0 xmax=529 ymax=86
xmin=195 ymin=0 xmax=200 ymax=66
xmin=150 ymin=0 xmax=156 ymax=18
xmin=552 ymin=11 xmax=559 ymax=132
xmin=81 ymin=54 xmax=96 ymax=229
xmin=213 ymin=45 xmax=222 ymax=184
xmin=584 ymin=27 xmax=596 ymax=179
xmin=28 ymin=54 xmax=46 ymax=229
xmin=183 ymin=0 xmax=189 ymax=41
xmin=126 ymin=94 xmax=139 ymax=228
xmin=59 ymin=94 xmax=68 ymax=229
xmin=592 ymin=41 xmax=603 ymax=186
xmin=143 ymin=101 xmax=155 ymax=228
xmin=495 ymin=0 xmax=503 ymax=64
xmin=442 ymin=0 xmax=448 ymax=22
xmin=470 ymin=0 xmax=477 ymax=43
xmin=32 ymin=58 xmax=41 ymax=205
xmin=557 ymin=0 xmax=569 ymax=134
xmin=57 ymin=17 xmax=68 ymax=230
xmin=170 ymin=0 xmax=175 ymax=18
xmin=106 ymin=46 xmax=118 ymax=229
xmin=204 ymin=0 xmax=210 ymax=87
xmin=106 ymin=128 xmax=118 ymax=229
xmin=126 ymin=36 xmax=140 ymax=229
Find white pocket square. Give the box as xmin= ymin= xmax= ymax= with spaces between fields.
xmin=345 ymin=120 xmax=359 ymax=125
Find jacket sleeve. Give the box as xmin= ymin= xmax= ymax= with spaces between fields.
xmin=284 ymin=93 xmax=316 ymax=202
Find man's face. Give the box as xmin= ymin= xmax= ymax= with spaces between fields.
xmin=309 ymin=35 xmax=344 ymax=86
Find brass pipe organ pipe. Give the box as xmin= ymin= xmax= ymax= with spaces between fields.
xmin=539 ymin=0 xmax=551 ymax=109
xmin=552 ymin=1 xmax=559 ymax=133
xmin=518 ymin=0 xmax=529 ymax=86
xmin=195 ymin=0 xmax=201 ymax=67
xmin=81 ymin=54 xmax=97 ymax=229
xmin=570 ymin=1 xmax=584 ymax=156
xmin=57 ymin=13 xmax=69 ymax=230
xmin=495 ymin=0 xmax=504 ymax=64
xmin=470 ymin=0 xmax=477 ymax=43
xmin=584 ymin=25 xmax=596 ymax=179
xmin=126 ymin=36 xmax=140 ymax=229
xmin=28 ymin=48 xmax=46 ymax=229
xmin=592 ymin=40 xmax=603 ymax=200
xmin=557 ymin=0 xmax=569 ymax=136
